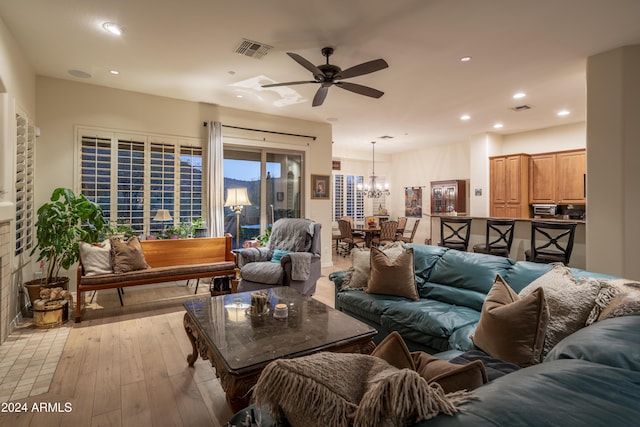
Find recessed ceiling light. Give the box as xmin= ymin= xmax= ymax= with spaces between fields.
xmin=493 ymin=123 xmax=504 ymax=129
xmin=68 ymin=69 xmax=91 ymax=79
xmin=103 ymin=22 xmax=123 ymax=36
xmin=236 ymin=94 xmax=244 ymax=98
xmin=326 ymin=117 xmax=339 ymax=122
xmin=109 ymin=70 xmax=120 ymax=75
xmin=460 ymin=114 xmax=471 ymax=121
xmin=513 ymin=92 xmax=526 ymax=99
xmin=557 ymin=109 xmax=570 ymax=116
xmin=460 ymin=56 xmax=472 ymax=62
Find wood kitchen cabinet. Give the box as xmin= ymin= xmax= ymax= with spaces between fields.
xmin=490 ymin=154 xmax=530 ymax=218
xmin=431 ymin=180 xmax=466 ymax=214
xmin=529 ymin=149 xmax=586 ymax=204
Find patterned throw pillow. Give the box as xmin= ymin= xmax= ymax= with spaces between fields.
xmin=518 ymin=264 xmax=619 ymax=357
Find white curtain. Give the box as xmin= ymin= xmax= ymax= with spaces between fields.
xmin=206 ymin=121 xmax=225 ymax=236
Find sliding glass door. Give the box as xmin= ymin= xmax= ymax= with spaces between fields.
xmin=224 ymin=148 xmax=303 ymax=248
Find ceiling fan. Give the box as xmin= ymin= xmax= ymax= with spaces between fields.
xmin=262 ymin=47 xmax=389 ymax=107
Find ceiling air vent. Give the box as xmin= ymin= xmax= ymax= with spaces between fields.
xmin=511 ymin=104 xmax=532 ymax=112
xmin=234 ymin=39 xmax=273 ymax=59
xmin=379 ymin=135 xmax=394 ymax=139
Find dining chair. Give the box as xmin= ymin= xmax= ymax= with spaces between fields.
xmin=397 ymin=219 xmax=420 ymax=244
xmin=396 ymin=217 xmax=407 ymax=237
xmin=372 ymin=220 xmax=398 ymax=247
xmin=525 ymin=221 xmax=577 ymax=265
xmin=439 ymin=217 xmax=472 ymax=251
xmin=472 ymin=219 xmax=516 ymax=257
xmin=338 ymin=219 xmax=365 ymax=256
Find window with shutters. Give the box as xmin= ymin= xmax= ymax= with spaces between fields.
xmin=333 ymin=174 xmax=364 ymax=222
xmin=15 ymin=112 xmax=35 ymax=255
xmin=77 ymin=127 xmax=203 ymax=237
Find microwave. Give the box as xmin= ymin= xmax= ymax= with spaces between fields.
xmin=531 ymin=204 xmax=557 ymax=216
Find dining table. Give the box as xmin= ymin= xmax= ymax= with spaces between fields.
xmin=353 ymin=226 xmax=380 ymax=248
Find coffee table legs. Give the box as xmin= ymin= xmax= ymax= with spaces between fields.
xmin=183 ymin=313 xmax=199 ymax=366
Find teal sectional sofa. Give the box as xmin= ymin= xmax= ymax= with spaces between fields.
xmin=330 ymin=244 xmax=613 ymax=353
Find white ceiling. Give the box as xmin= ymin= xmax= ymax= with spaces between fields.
xmin=2 ymin=0 xmax=640 ymax=155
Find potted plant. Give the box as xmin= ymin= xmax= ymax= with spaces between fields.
xmin=103 ymin=219 xmax=137 ymax=241
xmin=26 ymin=188 xmax=105 ymax=305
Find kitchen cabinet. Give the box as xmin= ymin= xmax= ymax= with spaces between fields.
xmin=490 ymin=154 xmax=530 ymax=218
xmin=430 ymin=180 xmax=466 ymax=214
xmin=529 ymin=149 xmax=586 ymax=204
xmin=556 ymin=150 xmax=586 ymax=204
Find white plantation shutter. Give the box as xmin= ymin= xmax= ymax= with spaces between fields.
xmin=333 ymin=174 xmax=364 ymax=223
xmin=76 ymin=127 xmax=203 ymax=237
xmin=15 ymin=113 xmax=35 ymax=255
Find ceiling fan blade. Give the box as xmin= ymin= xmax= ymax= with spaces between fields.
xmin=262 ymin=80 xmax=317 ymax=88
xmin=335 ymin=81 xmax=384 ymax=98
xmin=287 ymin=52 xmax=324 ymax=80
xmin=334 ymin=59 xmax=389 ymax=80
xmin=312 ymin=86 xmax=329 ymax=107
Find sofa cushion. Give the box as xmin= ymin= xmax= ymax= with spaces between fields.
xmin=406 ymin=244 xmax=447 ymax=288
xmin=241 ymin=261 xmax=284 ymax=285
xmin=425 ymin=250 xmax=513 ymax=310
xmin=379 ymin=299 xmax=481 ymax=352
xmin=425 ymin=359 xmax=640 ymax=427
xmin=418 ymin=282 xmax=487 ymax=312
xmin=472 ymin=275 xmax=549 ymax=367
xmin=366 ymin=247 xmax=418 ymax=300
xmin=79 ymin=262 xmax=236 ymax=286
xmin=79 ymin=239 xmax=112 ymax=276
xmin=336 ymin=291 xmax=408 ymax=324
xmin=545 ymin=314 xmax=640 ymax=371
xmin=502 ymin=260 xmax=552 ymax=293
xmin=518 ymin=263 xmax=616 ymax=357
xmin=110 ymin=236 xmax=150 ymax=274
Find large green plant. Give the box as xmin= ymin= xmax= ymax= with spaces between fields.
xmin=31 ymin=188 xmax=105 ymax=283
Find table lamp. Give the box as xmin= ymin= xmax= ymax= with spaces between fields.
xmin=153 ymin=208 xmax=173 ymax=237
xmin=224 ymin=188 xmax=251 ymax=248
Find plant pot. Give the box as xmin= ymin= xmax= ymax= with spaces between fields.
xmin=24 ymin=277 xmax=70 ymax=306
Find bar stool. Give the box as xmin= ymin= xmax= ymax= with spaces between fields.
xmin=473 ymin=219 xmax=516 ymax=258
xmin=525 ymin=221 xmax=577 ymax=265
xmin=439 ymin=217 xmax=472 ymax=251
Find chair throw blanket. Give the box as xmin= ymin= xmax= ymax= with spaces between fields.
xmin=253 ymin=352 xmax=475 ymax=427
xmin=268 ymin=218 xmax=315 ymax=253
xmin=288 ymin=252 xmax=312 ymax=281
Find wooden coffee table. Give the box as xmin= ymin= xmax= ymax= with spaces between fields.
xmin=183 ymin=287 xmax=377 ymax=411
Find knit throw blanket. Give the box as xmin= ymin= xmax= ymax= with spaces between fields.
xmin=253 ymin=352 xmax=475 ymax=427
xmin=268 ymin=219 xmax=314 ymax=253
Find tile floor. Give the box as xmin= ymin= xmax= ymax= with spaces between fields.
xmin=0 ymin=322 xmax=71 ymax=402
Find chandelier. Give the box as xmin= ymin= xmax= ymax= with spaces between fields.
xmin=357 ymin=141 xmax=390 ymax=198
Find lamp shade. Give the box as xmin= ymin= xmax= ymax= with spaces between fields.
xmin=153 ymin=209 xmax=173 ymax=221
xmin=224 ymin=188 xmax=251 ymax=207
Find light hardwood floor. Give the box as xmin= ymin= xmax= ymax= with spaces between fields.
xmin=0 ymin=254 xmax=350 ymax=427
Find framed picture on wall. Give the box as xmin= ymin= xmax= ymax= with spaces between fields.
xmin=311 ymin=174 xmax=330 ymax=199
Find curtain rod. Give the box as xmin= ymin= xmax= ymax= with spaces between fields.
xmin=203 ymin=122 xmax=316 ymax=141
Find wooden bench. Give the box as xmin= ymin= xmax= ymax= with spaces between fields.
xmin=75 ymin=236 xmax=236 ymax=322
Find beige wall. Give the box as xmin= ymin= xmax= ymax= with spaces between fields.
xmin=586 ymin=45 xmax=640 ymax=281
xmin=0 ymin=15 xmax=37 ymax=339
xmin=35 ymin=77 xmax=333 ymax=289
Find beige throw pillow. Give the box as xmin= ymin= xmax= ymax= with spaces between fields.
xmin=518 ymin=263 xmax=618 ymax=357
xmin=110 ymin=236 xmax=150 ymax=274
xmin=342 ymin=242 xmax=405 ymax=290
xmin=472 ymin=274 xmax=549 ymax=367
xmin=366 ymin=247 xmax=418 ymax=300
xmin=79 ymin=240 xmax=112 ymax=276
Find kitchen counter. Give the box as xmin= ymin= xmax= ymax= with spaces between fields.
xmin=427 ymin=214 xmax=586 ymax=269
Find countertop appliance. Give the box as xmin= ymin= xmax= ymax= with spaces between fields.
xmin=531 ymin=204 xmax=557 ymax=218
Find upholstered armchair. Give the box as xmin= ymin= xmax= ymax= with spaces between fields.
xmin=236 ymin=218 xmax=321 ymax=296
